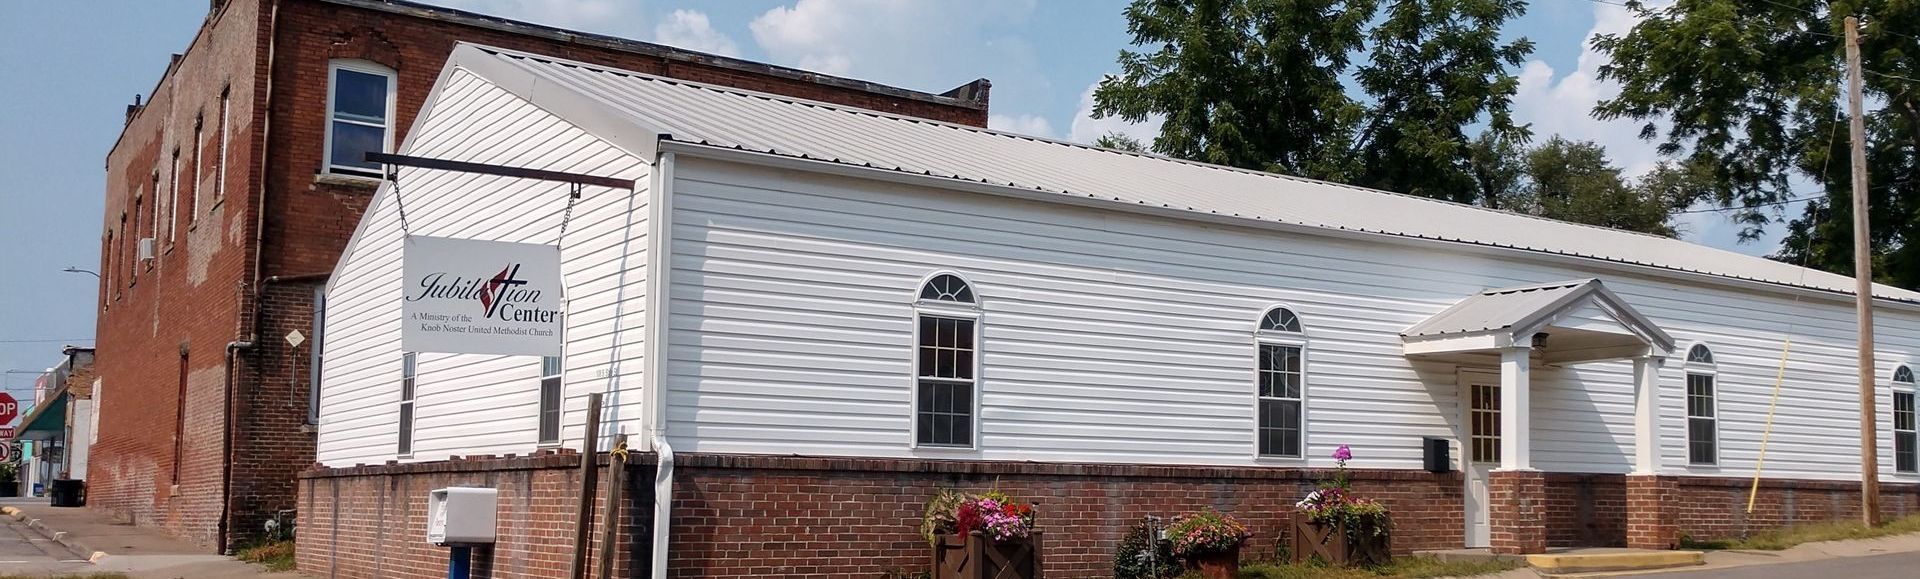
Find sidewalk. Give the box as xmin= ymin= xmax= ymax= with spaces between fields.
xmin=0 ymin=498 xmax=300 ymax=578
xmin=1467 ymin=532 xmax=1920 ymax=577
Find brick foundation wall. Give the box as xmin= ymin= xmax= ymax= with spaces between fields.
xmin=297 ymin=451 xmax=645 ymax=579
xmin=1626 ymin=474 xmax=1678 ymax=549
xmin=1543 ymin=473 xmax=1626 ymax=548
xmin=300 ymin=454 xmax=1462 ymax=579
xmin=1667 ymin=476 xmax=1920 ymax=542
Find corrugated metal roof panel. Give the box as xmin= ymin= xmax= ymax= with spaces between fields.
xmin=469 ymin=46 xmax=1920 ymax=303
xmin=1403 ymin=280 xmax=1594 ymax=338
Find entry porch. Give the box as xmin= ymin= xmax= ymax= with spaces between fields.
xmin=1403 ymin=279 xmax=1679 ymax=554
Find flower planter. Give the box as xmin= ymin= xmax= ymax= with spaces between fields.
xmin=1289 ymin=511 xmax=1390 ymax=567
xmin=931 ymin=531 xmax=1044 ymax=579
xmin=1187 ymin=545 xmax=1241 ymax=579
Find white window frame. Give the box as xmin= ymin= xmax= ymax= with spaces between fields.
xmin=1684 ymin=343 xmax=1718 ymax=466
xmin=398 ymin=352 xmax=417 ymax=457
xmin=190 ymin=113 xmax=204 ymax=221
xmin=215 ymin=86 xmax=230 ymax=203
xmin=149 ymin=171 xmax=161 ymax=244
xmin=1893 ymin=365 xmax=1916 ymax=475
xmin=538 ymin=356 xmax=564 ymax=446
xmin=322 ymin=59 xmax=397 ymax=179
xmin=168 ymin=148 xmax=181 ymax=243
xmin=1253 ymin=304 xmax=1307 ymax=461
xmin=909 ymin=271 xmax=982 ymax=451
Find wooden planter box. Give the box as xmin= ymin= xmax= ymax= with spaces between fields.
xmin=1289 ymin=511 xmax=1389 ymax=567
xmin=1186 ymin=544 xmax=1241 ymax=579
xmin=931 ymin=531 xmax=1044 ymax=579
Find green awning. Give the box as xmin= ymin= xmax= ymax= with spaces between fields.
xmin=16 ymin=390 xmax=67 ymax=441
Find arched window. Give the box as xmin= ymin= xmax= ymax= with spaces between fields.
xmin=913 ymin=273 xmax=979 ymax=448
xmin=1894 ymin=365 xmax=1916 ymax=474
xmin=1686 ymin=344 xmax=1714 ymax=365
xmin=1256 ymin=306 xmax=1306 ymax=458
xmin=1684 ymin=344 xmax=1717 ymax=465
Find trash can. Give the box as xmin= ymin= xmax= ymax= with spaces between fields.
xmin=48 ymin=479 xmax=84 ymax=508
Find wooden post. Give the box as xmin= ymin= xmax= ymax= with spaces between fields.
xmin=1846 ymin=16 xmax=1881 ymax=526
xmin=597 ymin=434 xmax=628 ymax=579
xmin=569 ymin=393 xmax=604 ymax=579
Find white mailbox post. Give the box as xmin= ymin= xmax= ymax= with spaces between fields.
xmin=427 ymin=487 xmax=499 ymax=546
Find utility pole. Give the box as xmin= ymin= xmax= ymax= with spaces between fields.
xmin=1846 ymin=16 xmax=1881 ymax=526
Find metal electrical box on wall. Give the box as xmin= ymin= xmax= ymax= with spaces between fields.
xmin=427 ymin=487 xmax=498 ymax=546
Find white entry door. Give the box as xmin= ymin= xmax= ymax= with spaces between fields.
xmin=1462 ymin=375 xmax=1501 ymax=548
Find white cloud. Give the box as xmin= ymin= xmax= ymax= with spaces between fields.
xmin=653 ymin=9 xmax=739 ymax=57
xmin=428 ymin=0 xmax=647 ymax=38
xmin=1067 ymin=81 xmax=1161 ymax=145
xmin=746 ymin=0 xmax=1041 ymax=93
xmin=988 ymin=114 xmax=1054 ymax=138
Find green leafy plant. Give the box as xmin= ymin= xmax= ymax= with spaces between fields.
xmin=1115 ymin=517 xmax=1182 ymax=579
xmin=1295 ymin=445 xmax=1393 ymax=545
xmin=1166 ymin=508 xmax=1252 ymax=559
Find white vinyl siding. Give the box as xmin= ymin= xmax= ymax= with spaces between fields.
xmin=315 ymin=68 xmax=650 ymax=466
xmin=657 ymin=156 xmax=1920 ymax=477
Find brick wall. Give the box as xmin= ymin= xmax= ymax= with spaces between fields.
xmin=299 ymin=454 xmax=1462 ymax=579
xmin=1543 ymin=473 xmax=1626 ymax=548
xmin=1486 ymin=470 xmax=1547 ymax=555
xmin=1669 ymin=476 xmax=1920 ymax=542
xmin=95 ymin=0 xmax=988 ymax=552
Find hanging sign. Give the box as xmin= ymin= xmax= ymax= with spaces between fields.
xmin=402 ymin=236 xmax=564 ymax=356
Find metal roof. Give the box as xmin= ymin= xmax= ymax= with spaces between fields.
xmin=1403 ymin=280 xmax=1598 ymax=338
xmin=453 ymin=44 xmax=1920 ymax=304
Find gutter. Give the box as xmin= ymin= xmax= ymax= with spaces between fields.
xmin=641 ymin=150 xmax=676 ymax=577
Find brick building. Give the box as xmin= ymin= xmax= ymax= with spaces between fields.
xmin=91 ymin=0 xmax=987 ymax=552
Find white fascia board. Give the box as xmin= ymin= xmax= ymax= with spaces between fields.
xmin=1403 ymin=333 xmax=1512 ymax=356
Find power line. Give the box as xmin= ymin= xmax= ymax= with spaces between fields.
xmin=0 ymin=339 xmax=94 ymax=344
xmin=1571 ymin=0 xmax=1840 ymax=39
xmin=1676 ymin=195 xmax=1819 ymax=214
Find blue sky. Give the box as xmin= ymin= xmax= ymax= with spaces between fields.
xmin=0 ymin=0 xmax=1790 ymax=382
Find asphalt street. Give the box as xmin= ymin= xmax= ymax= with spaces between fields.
xmin=0 ymin=514 xmax=93 ymax=576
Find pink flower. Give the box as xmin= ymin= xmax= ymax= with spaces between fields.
xmin=1332 ymin=445 xmax=1352 ymax=461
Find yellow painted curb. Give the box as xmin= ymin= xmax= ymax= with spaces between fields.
xmin=0 ymin=506 xmax=18 ymax=517
xmin=1527 ymin=551 xmax=1704 ymax=574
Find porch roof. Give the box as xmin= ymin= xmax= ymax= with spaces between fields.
xmin=1401 ymin=279 xmax=1675 ymax=363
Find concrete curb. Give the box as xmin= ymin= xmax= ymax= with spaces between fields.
xmin=1527 ymin=550 xmax=1705 ymax=576
xmin=2 ymin=505 xmax=109 ymax=563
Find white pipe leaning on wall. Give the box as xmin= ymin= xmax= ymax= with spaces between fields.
xmin=644 ymin=150 xmax=677 ymax=578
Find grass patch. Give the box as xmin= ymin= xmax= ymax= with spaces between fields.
xmin=1181 ymin=556 xmax=1523 ymax=579
xmin=236 ymin=539 xmax=297 ymax=572
xmin=1679 ymin=513 xmax=1920 ymax=551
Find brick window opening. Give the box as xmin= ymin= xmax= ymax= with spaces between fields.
xmin=324 ymin=60 xmax=396 ymax=178
xmin=399 ymin=352 xmax=416 ymax=456
xmin=914 ymin=273 xmax=977 ymax=448
xmin=215 ymin=85 xmax=230 ymax=203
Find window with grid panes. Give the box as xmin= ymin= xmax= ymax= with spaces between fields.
xmin=1256 ymin=307 xmax=1304 ymax=458
xmin=915 ymin=274 xmax=977 ymax=447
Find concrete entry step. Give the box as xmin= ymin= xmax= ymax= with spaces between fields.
xmin=1524 ymin=548 xmax=1705 ymax=575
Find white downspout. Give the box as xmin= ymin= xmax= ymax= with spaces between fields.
xmin=643 ymin=150 xmax=677 ymax=578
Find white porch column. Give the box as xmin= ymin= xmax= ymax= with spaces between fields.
xmin=1632 ymin=355 xmax=1664 ymax=474
xmin=1499 ymin=346 xmax=1532 ymax=471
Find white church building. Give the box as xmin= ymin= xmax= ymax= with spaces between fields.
xmin=298 ymin=43 xmax=1920 ymax=578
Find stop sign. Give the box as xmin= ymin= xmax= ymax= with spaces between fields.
xmin=0 ymin=393 xmax=17 ymax=425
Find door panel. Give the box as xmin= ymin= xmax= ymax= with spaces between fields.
xmin=1463 ymin=378 xmax=1500 ymax=548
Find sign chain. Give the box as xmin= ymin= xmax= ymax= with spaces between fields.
xmin=387 ymin=166 xmax=413 ymax=237
xmin=557 ymin=182 xmax=581 ymax=247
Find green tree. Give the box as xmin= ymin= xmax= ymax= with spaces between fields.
xmin=1478 ymin=136 xmax=1705 ymax=236
xmin=1094 ymin=131 xmax=1149 ymax=152
xmin=1092 ymin=0 xmax=1534 ymax=201
xmin=1593 ymin=1 xmax=1920 ymax=286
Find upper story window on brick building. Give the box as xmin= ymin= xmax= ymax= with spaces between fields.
xmin=191 ymin=113 xmax=204 ymax=221
xmin=215 ymin=86 xmax=230 ymax=204
xmin=148 ymin=171 xmax=160 ymax=246
xmin=325 ymin=60 xmax=396 ymax=178
xmin=168 ymin=147 xmax=182 ymax=243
